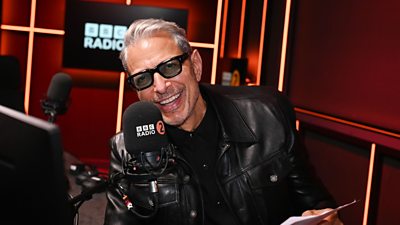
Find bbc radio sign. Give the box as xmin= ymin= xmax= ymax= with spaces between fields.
xmin=83 ymin=23 xmax=126 ymax=51
xmin=63 ymin=1 xmax=188 ymax=71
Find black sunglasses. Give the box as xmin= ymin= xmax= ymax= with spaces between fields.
xmin=127 ymin=53 xmax=189 ymax=91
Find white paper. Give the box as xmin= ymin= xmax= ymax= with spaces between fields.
xmin=280 ymin=200 xmax=358 ymax=225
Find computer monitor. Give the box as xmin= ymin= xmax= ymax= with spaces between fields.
xmin=0 ymin=105 xmax=73 ymax=225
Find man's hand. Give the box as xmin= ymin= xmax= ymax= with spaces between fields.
xmin=302 ymin=208 xmax=344 ymax=225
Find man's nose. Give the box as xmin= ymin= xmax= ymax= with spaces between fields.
xmin=153 ymin=73 xmax=169 ymax=92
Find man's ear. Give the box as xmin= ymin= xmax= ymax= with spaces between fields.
xmin=191 ymin=49 xmax=203 ymax=82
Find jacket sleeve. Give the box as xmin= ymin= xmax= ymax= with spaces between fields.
xmin=275 ymin=91 xmax=337 ymax=214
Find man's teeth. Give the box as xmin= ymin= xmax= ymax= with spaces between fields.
xmin=160 ymin=94 xmax=180 ymax=105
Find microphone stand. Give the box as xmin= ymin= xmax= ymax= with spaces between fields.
xmin=68 ymin=176 xmax=113 ymax=224
xmin=68 ymin=179 xmax=109 ymax=206
xmin=45 ymin=110 xmax=57 ymax=123
xmin=40 ymin=99 xmax=68 ymax=123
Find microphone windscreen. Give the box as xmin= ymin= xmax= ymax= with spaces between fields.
xmin=122 ymin=101 xmax=168 ymax=156
xmin=47 ymin=72 xmax=72 ymax=103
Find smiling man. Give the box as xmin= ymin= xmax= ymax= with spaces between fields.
xmin=104 ymin=18 xmax=343 ymax=225
xmin=124 ymin=33 xmax=205 ymax=131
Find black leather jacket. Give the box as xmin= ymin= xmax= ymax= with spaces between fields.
xmin=104 ymin=84 xmax=336 ymax=225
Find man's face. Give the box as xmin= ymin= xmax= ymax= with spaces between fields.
xmin=125 ymin=34 xmax=205 ymax=131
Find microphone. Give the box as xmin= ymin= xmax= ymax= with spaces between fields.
xmin=120 ymin=101 xmax=176 ymax=218
xmin=41 ymin=72 xmax=72 ymax=123
xmin=70 ymin=103 xmax=173 ymax=220
xmin=122 ymin=101 xmax=174 ymax=178
xmin=70 ymin=102 xmax=173 ymax=216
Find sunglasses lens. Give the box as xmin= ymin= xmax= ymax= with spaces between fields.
xmin=159 ymin=59 xmax=182 ymax=78
xmin=127 ymin=53 xmax=188 ymax=91
xmin=132 ymin=72 xmax=152 ymax=90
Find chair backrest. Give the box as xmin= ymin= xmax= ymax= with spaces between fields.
xmin=0 ymin=55 xmax=25 ymax=112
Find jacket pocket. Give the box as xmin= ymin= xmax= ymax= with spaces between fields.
xmin=243 ymin=152 xmax=294 ymax=224
xmin=126 ymin=173 xmax=179 ymax=210
xmin=246 ymin=152 xmax=292 ymax=189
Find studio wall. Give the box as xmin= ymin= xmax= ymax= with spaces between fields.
xmin=285 ymin=0 xmax=400 ymax=224
xmin=286 ymin=0 xmax=400 ymax=132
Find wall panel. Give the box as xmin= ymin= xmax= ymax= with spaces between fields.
xmin=0 ymin=30 xmax=28 ymax=82
xmin=35 ymin=0 xmax=66 ymax=29
xmin=111 ymin=0 xmax=218 ymax=43
xmin=242 ymin=0 xmax=263 ymax=83
xmin=1 ymin=0 xmax=30 ymax=26
xmin=29 ymin=34 xmax=64 ymax=119
xmin=60 ymin=87 xmax=119 ymax=161
xmin=301 ymin=128 xmax=368 ymax=225
xmin=285 ymin=1 xmax=400 ymax=221
xmin=286 ymin=0 xmax=400 ymax=133
xmin=375 ymin=154 xmax=400 ymax=224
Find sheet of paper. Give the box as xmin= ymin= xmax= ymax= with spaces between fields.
xmin=280 ymin=199 xmax=358 ymax=225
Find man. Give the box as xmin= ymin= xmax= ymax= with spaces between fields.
xmin=104 ymin=18 xmax=343 ymax=225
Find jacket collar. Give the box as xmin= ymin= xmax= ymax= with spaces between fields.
xmin=200 ymin=84 xmax=257 ymax=144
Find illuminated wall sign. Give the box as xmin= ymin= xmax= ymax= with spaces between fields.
xmin=83 ymin=23 xmax=126 ymax=51
xmin=63 ymin=0 xmax=188 ymax=71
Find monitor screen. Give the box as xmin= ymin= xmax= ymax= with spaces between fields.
xmin=63 ymin=0 xmax=188 ymax=71
xmin=0 ymin=105 xmax=73 ymax=225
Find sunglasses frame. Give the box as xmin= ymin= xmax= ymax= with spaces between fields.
xmin=127 ymin=52 xmax=189 ymax=91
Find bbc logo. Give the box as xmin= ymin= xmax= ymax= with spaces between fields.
xmin=84 ymin=22 xmax=127 ymax=39
xmin=136 ymin=124 xmax=155 ymax=132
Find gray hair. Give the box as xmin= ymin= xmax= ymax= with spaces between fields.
xmin=120 ymin=18 xmax=192 ymax=72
